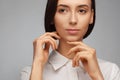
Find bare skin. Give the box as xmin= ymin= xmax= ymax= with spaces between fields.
xmin=30 ymin=32 xmax=60 ymax=80
xmin=30 ymin=32 xmax=104 ymax=80
xmin=30 ymin=0 xmax=104 ymax=80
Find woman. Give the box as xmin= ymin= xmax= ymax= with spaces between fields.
xmin=21 ymin=0 xmax=120 ymax=80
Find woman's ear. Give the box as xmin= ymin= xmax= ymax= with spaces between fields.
xmin=89 ymin=9 xmax=94 ymax=24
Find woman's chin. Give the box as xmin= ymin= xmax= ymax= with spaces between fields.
xmin=66 ymin=39 xmax=81 ymax=42
xmin=59 ymin=36 xmax=83 ymax=42
xmin=64 ymin=37 xmax=82 ymax=42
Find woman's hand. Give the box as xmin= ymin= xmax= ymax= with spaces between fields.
xmin=67 ymin=41 xmax=104 ymax=80
xmin=33 ymin=32 xmax=60 ymax=66
xmin=30 ymin=32 xmax=60 ymax=80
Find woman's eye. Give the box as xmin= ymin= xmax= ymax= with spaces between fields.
xmin=79 ymin=9 xmax=87 ymax=14
xmin=58 ymin=9 xmax=67 ymax=13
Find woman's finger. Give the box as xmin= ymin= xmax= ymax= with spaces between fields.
xmin=42 ymin=37 xmax=57 ymax=50
xmin=67 ymin=41 xmax=88 ymax=47
xmin=67 ymin=45 xmax=86 ymax=55
xmin=73 ymin=51 xmax=93 ymax=67
xmin=40 ymin=32 xmax=61 ymax=40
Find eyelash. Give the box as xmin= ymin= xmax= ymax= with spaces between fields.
xmin=57 ymin=8 xmax=87 ymax=14
xmin=79 ymin=9 xmax=87 ymax=14
xmin=58 ymin=8 xmax=67 ymax=13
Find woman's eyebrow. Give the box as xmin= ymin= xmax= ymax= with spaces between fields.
xmin=77 ymin=4 xmax=89 ymax=8
xmin=57 ymin=4 xmax=90 ymax=8
xmin=57 ymin=4 xmax=69 ymax=8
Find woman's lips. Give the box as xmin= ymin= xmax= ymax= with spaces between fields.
xmin=66 ymin=29 xmax=79 ymax=35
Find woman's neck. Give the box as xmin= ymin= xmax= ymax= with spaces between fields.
xmin=57 ymin=39 xmax=76 ymax=59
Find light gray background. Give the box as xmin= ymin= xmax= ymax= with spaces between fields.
xmin=0 ymin=0 xmax=120 ymax=80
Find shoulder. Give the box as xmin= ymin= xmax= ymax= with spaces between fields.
xmin=98 ymin=59 xmax=119 ymax=70
xmin=98 ymin=59 xmax=118 ymax=66
xmin=21 ymin=66 xmax=32 ymax=72
xmin=20 ymin=66 xmax=32 ymax=80
xmin=98 ymin=59 xmax=120 ymax=80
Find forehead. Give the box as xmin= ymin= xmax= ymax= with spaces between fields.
xmin=57 ymin=0 xmax=91 ymax=7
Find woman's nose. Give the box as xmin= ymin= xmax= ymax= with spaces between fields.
xmin=69 ymin=12 xmax=77 ymax=25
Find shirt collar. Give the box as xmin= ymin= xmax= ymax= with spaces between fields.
xmin=48 ymin=50 xmax=86 ymax=72
xmin=48 ymin=50 xmax=69 ymax=71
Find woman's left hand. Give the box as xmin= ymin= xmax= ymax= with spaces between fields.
xmin=67 ymin=41 xmax=104 ymax=80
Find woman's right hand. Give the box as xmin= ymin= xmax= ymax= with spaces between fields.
xmin=30 ymin=32 xmax=60 ymax=80
xmin=33 ymin=32 xmax=60 ymax=66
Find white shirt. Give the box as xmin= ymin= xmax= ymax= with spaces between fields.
xmin=21 ymin=50 xmax=120 ymax=80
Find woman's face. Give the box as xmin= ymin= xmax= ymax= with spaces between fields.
xmin=54 ymin=0 xmax=93 ymax=42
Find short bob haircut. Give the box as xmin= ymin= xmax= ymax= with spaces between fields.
xmin=44 ymin=0 xmax=96 ymax=39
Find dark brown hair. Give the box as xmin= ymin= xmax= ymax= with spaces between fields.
xmin=44 ymin=0 xmax=96 ymax=39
